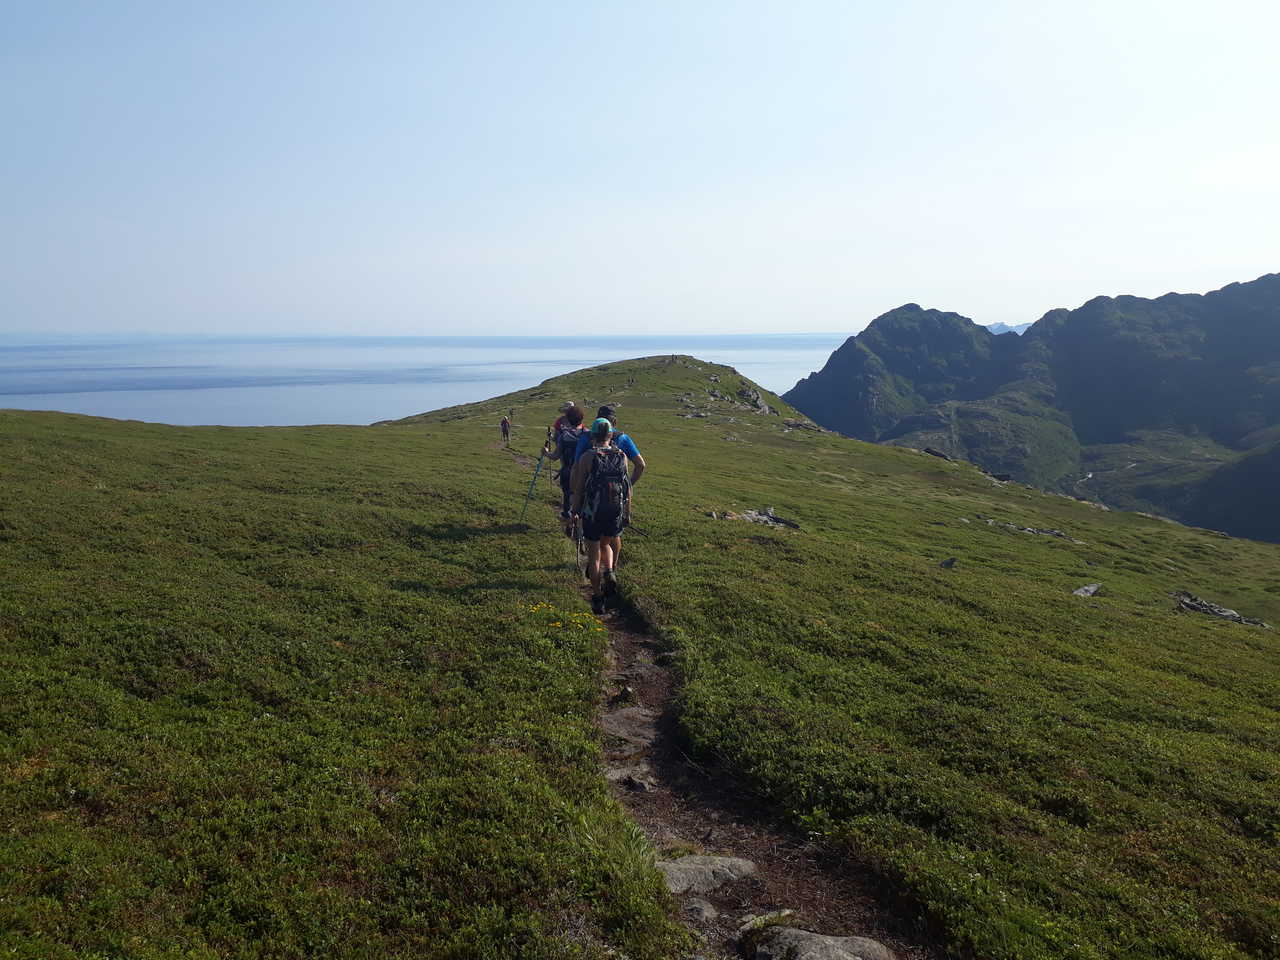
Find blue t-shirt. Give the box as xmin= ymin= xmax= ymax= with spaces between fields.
xmin=573 ymin=432 xmax=639 ymax=467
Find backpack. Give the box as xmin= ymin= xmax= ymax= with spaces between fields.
xmin=555 ymin=423 xmax=583 ymax=476
xmin=582 ymin=446 xmax=630 ymax=523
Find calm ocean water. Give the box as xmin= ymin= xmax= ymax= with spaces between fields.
xmin=0 ymin=334 xmax=846 ymax=426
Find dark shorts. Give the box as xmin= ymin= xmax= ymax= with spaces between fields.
xmin=582 ymin=510 xmax=624 ymax=542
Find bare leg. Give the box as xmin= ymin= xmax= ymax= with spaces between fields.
xmin=600 ymin=536 xmax=620 ymax=573
xmin=587 ymin=541 xmax=603 ymax=594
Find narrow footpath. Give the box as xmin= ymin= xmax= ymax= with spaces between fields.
xmin=505 ymin=439 xmax=942 ymax=960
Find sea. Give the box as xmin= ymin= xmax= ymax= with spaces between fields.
xmin=0 ymin=334 xmax=846 ymax=427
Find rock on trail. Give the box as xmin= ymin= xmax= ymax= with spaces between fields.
xmin=751 ymin=927 xmax=898 ymax=960
xmin=656 ymin=854 xmax=757 ymax=895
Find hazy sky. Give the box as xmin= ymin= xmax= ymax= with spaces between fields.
xmin=3 ymin=1 xmax=1278 ymax=336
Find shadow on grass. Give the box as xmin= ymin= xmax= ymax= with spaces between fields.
xmin=407 ymin=522 xmax=530 ymax=545
xmin=390 ymin=578 xmax=544 ymax=598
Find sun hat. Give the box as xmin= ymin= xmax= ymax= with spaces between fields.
xmin=560 ymin=401 xmax=575 ymax=412
xmin=590 ymin=417 xmax=613 ymax=440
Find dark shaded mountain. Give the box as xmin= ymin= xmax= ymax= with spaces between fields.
xmin=785 ymin=273 xmax=1280 ymax=541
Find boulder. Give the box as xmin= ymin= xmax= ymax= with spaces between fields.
xmin=1073 ymin=583 xmax=1102 ymax=597
xmin=655 ymin=854 xmax=756 ymax=895
xmin=751 ymin=926 xmax=897 ymax=960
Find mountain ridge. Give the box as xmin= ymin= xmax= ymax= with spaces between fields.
xmin=784 ymin=272 xmax=1280 ymax=541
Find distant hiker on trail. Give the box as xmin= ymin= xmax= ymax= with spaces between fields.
xmin=571 ymin=417 xmax=631 ymax=614
xmin=545 ymin=405 xmax=585 ymax=532
xmin=499 ymin=415 xmax=510 ymax=443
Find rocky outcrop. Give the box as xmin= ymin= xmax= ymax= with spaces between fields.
xmin=1174 ymin=591 xmax=1271 ymax=627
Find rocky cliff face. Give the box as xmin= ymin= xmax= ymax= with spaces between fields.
xmin=784 ymin=273 xmax=1280 ymax=541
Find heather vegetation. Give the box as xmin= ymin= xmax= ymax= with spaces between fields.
xmin=4 ymin=355 xmax=1279 ymax=959
xmin=408 ymin=357 xmax=1280 ymax=960
xmin=0 ymin=410 xmax=688 ymax=959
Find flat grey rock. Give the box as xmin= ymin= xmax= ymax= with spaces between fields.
xmin=683 ymin=897 xmax=719 ymax=923
xmin=752 ymin=927 xmax=897 ymax=960
xmin=604 ymin=763 xmax=653 ymax=783
xmin=656 ymin=854 xmax=756 ymax=894
xmin=1073 ymin=583 xmax=1102 ymax=597
xmin=599 ymin=707 xmax=657 ymax=755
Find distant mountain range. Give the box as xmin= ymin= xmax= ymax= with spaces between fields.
xmin=784 ymin=273 xmax=1280 ymax=542
xmin=985 ymin=321 xmax=1032 ymax=335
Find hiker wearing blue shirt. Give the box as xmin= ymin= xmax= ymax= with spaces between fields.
xmin=571 ymin=418 xmax=632 ymax=613
xmin=572 ymin=405 xmax=644 ymax=485
xmin=572 ymin=405 xmax=644 ymax=576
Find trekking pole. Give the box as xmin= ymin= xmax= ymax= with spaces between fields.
xmin=520 ymin=446 xmax=548 ymax=521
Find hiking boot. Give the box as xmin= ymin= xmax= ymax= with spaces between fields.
xmin=591 ymin=594 xmax=605 ymax=615
xmin=602 ymin=568 xmax=618 ymax=602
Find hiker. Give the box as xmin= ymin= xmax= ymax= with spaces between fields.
xmin=571 ymin=417 xmax=631 ymax=613
xmin=550 ymin=401 xmax=578 ymax=434
xmin=499 ymin=415 xmax=510 ymax=444
xmin=545 ymin=405 xmax=585 ymax=530
xmin=573 ymin=404 xmax=645 ymax=542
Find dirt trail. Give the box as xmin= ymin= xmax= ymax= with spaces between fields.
xmin=594 ymin=592 xmax=940 ymax=959
xmin=506 ymin=442 xmax=942 ymax=959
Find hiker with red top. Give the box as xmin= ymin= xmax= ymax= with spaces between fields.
xmin=550 ymin=401 xmax=578 ymax=434
xmin=545 ymin=405 xmax=585 ymax=531
xmin=571 ymin=417 xmax=632 ymax=614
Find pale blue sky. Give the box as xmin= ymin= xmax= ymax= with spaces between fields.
xmin=3 ymin=1 xmax=1277 ymax=335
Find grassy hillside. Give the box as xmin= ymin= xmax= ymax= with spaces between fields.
xmin=408 ymin=357 xmax=1280 ymax=960
xmin=5 ymin=355 xmax=1279 ymax=960
xmin=0 ymin=411 xmax=687 ymax=959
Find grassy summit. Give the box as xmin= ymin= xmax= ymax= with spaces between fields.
xmin=4 ymin=355 xmax=1279 ymax=959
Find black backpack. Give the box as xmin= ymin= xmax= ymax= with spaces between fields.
xmin=583 ymin=446 xmax=630 ymax=523
xmin=555 ymin=423 xmax=582 ymax=471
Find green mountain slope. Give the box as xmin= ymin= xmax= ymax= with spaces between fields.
xmin=4 ymin=356 xmax=1279 ymax=960
xmin=783 ymin=274 xmax=1280 ymax=541
xmin=0 ymin=410 xmax=688 ymax=960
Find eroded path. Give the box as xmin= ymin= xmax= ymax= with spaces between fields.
xmin=507 ymin=441 xmax=942 ymax=959
xmin=593 ymin=592 xmax=940 ymax=960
